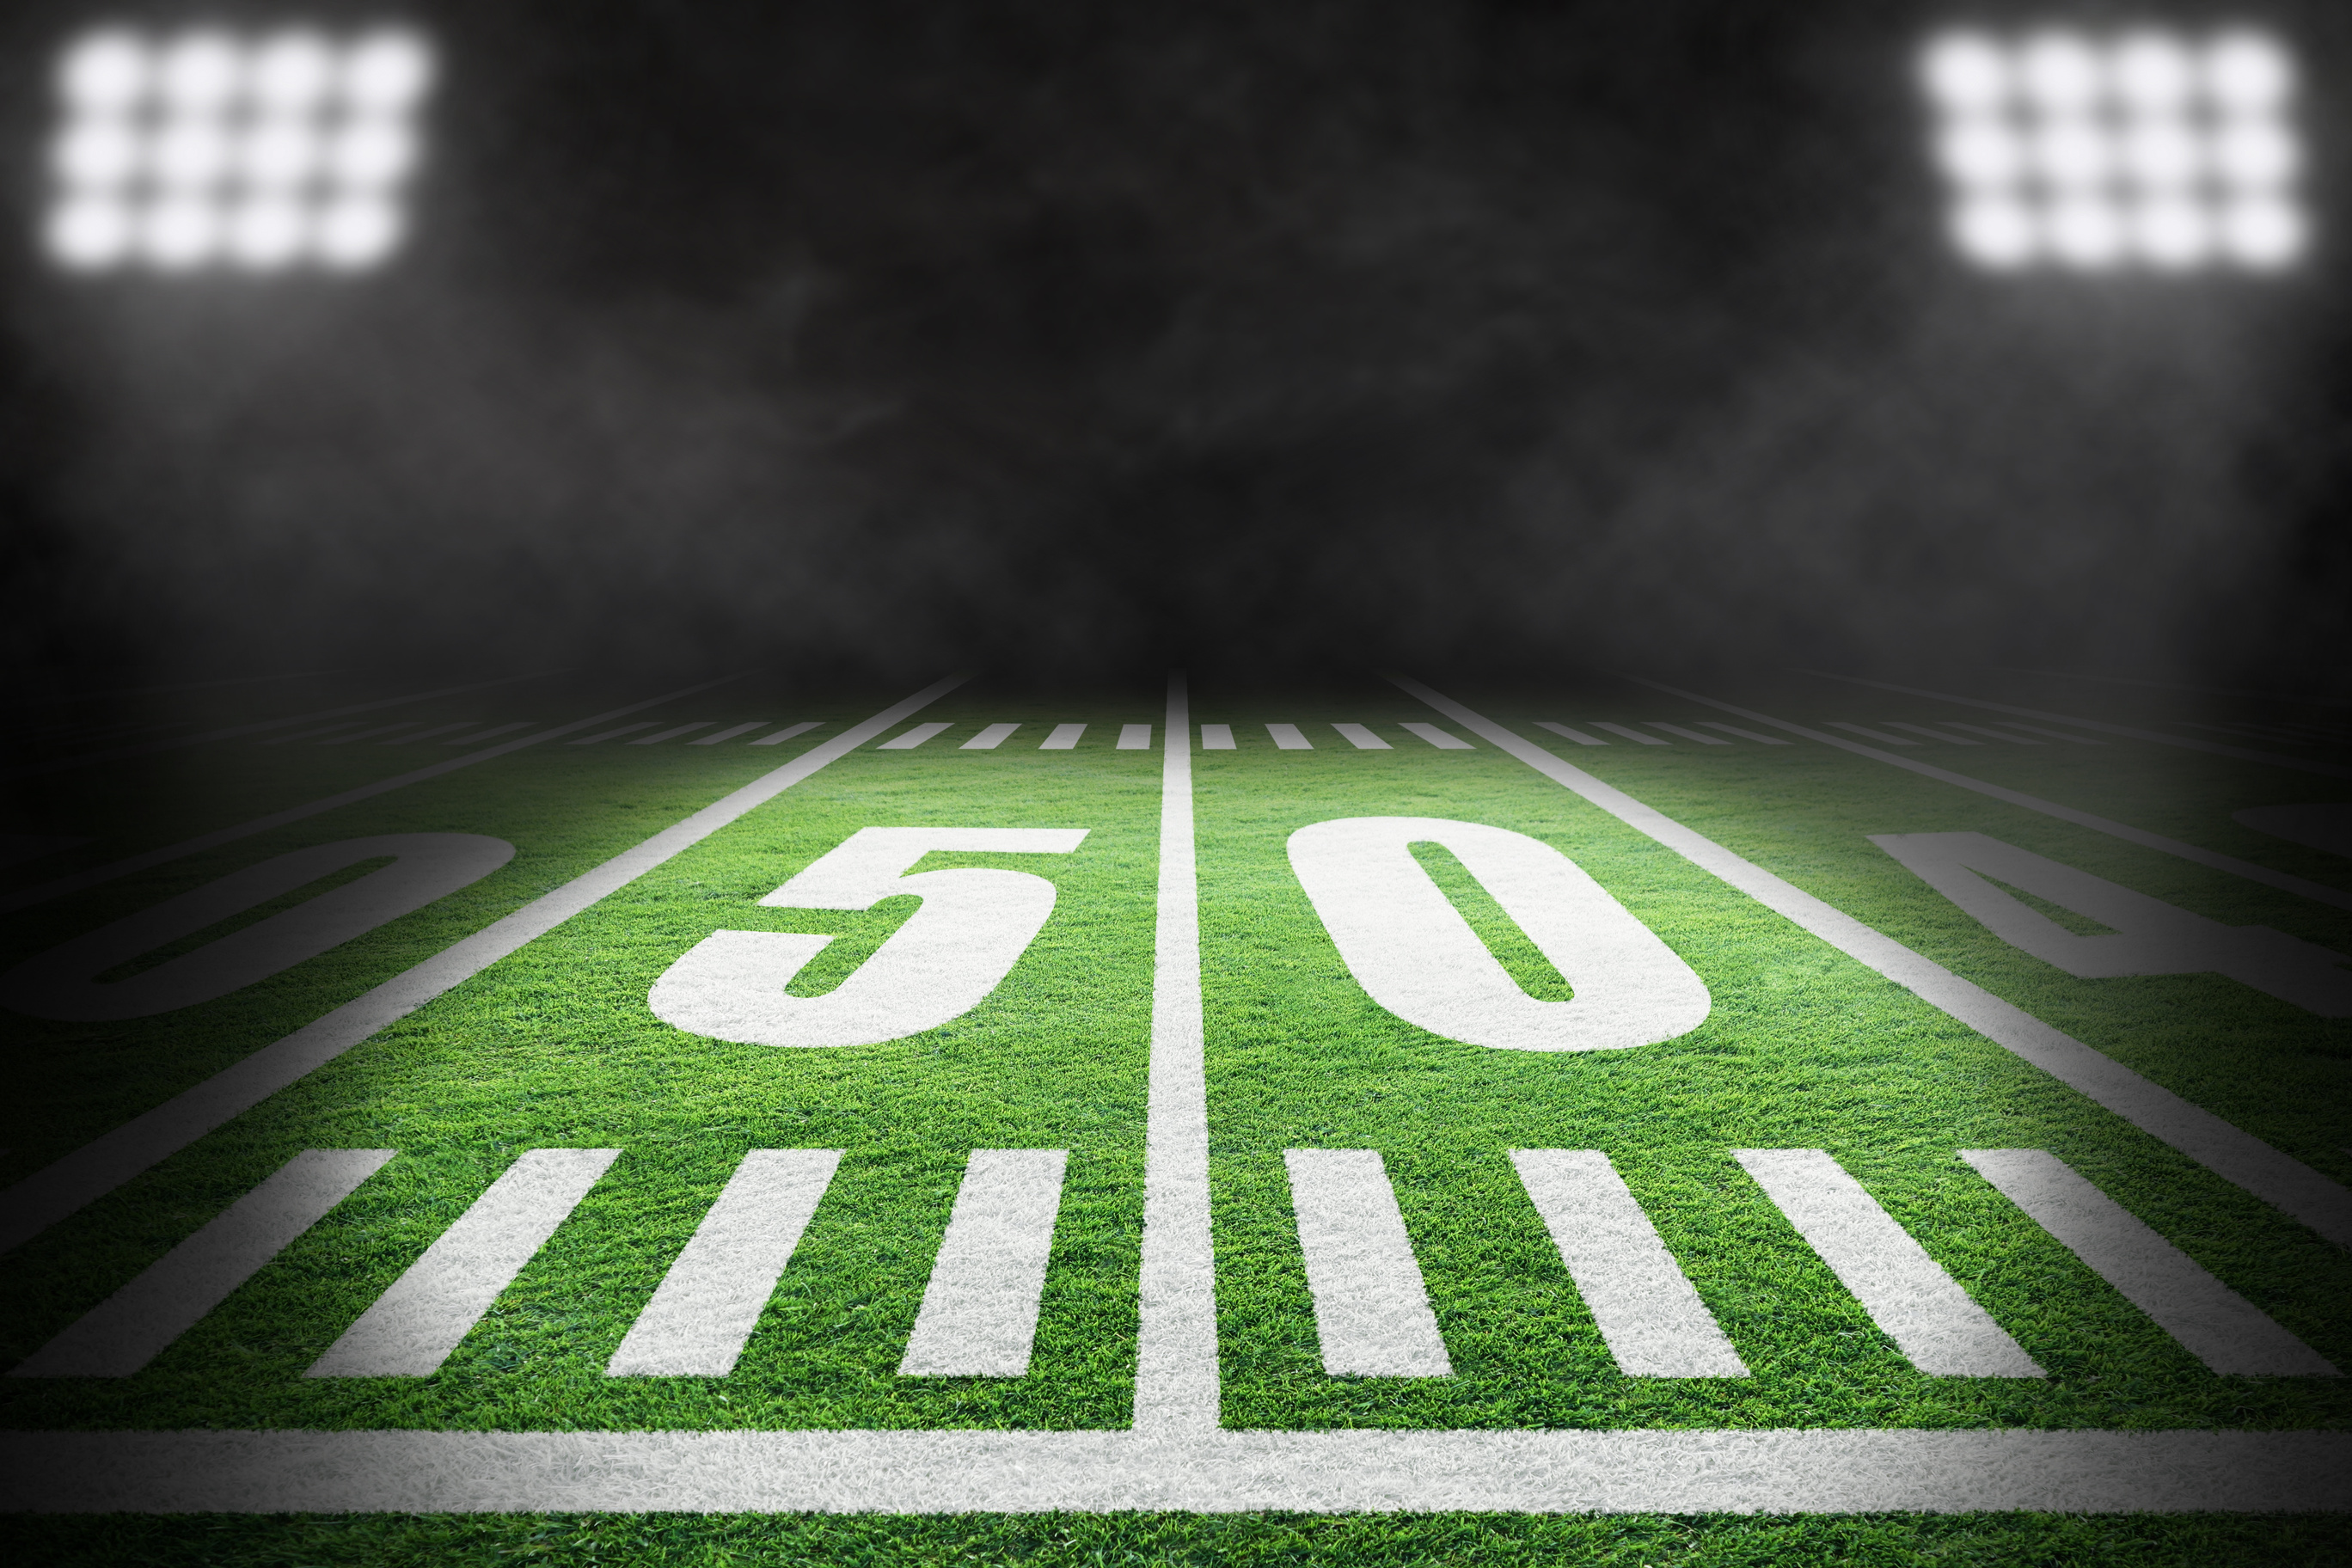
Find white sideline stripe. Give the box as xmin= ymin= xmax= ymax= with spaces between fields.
xmin=1511 ymin=1150 xmax=1746 ymax=1378
xmin=689 ymin=722 xmax=769 ymax=746
xmin=1992 ymin=722 xmax=2102 ymax=744
xmin=1537 ymin=722 xmax=1608 ymax=745
xmin=630 ymin=723 xmax=717 ymax=745
xmin=899 ymin=1149 xmax=1069 ymax=1377
xmin=1735 ymin=1150 xmax=2041 ymax=1377
xmin=0 ymin=674 xmax=756 ymax=918
xmin=1118 ymin=724 xmax=1153 ymax=750
xmin=1285 ymin=1149 xmax=1450 ymax=1377
xmin=1696 ymin=722 xmax=1792 ymax=745
xmin=1332 ymin=723 xmax=1391 ymax=750
xmin=1634 ymin=680 xmax=2352 ymax=916
xmin=1200 ymin=724 xmax=1234 ymax=750
xmin=1823 ymin=721 xmax=1919 ymax=745
xmin=1803 ymin=671 xmax=2352 ymax=780
xmin=1883 ymin=722 xmax=1983 ymax=746
xmin=1961 ymin=1150 xmax=2338 ymax=1377
xmin=1591 ymin=723 xmax=1668 ymax=745
xmin=571 ymin=723 xmax=660 ymax=745
xmin=321 ymin=723 xmax=423 ymax=745
xmin=8 ymin=673 xmax=544 ymax=779
xmin=1 ymin=1427 xmax=2345 ymax=1514
xmin=445 ymin=722 xmax=534 ymax=744
xmin=1137 ymin=673 xmax=1217 ymax=1431
xmin=1646 ymin=723 xmax=1729 ymax=745
xmin=607 ymin=1150 xmax=841 ymax=1377
xmin=1266 ymin=723 xmax=1313 ymax=750
xmin=964 ymin=723 xmax=1021 ymax=750
xmin=309 ymin=1149 xmax=618 ymax=1376
xmin=748 ymin=721 xmax=824 ymax=747
xmin=1393 ymin=676 xmax=2352 ymax=1248
xmin=10 ymin=1149 xmax=393 ymax=1377
xmin=1400 ymin=723 xmax=1472 ymax=750
xmin=1941 ymin=722 xmax=2040 ymax=744
xmin=0 ymin=676 xmax=967 ymax=1257
xmin=879 ymin=722 xmax=953 ymax=750
xmin=1041 ymin=723 xmax=1087 ymax=750
xmin=386 ymin=723 xmax=482 ymax=744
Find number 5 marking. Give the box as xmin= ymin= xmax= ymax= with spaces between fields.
xmin=1289 ymin=816 xmax=1709 ymax=1051
xmin=649 ymin=828 xmax=1090 ymax=1048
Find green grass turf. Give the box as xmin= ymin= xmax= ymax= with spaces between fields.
xmin=2 ymin=671 xmax=2348 ymax=1561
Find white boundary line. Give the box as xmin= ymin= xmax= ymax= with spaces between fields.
xmin=0 ymin=675 xmax=756 ymax=917
xmin=2 ymin=1428 xmax=2343 ymax=1514
xmin=1627 ymin=679 xmax=2352 ymax=915
xmin=4 ymin=673 xmax=548 ymax=781
xmin=0 ymin=676 xmax=968 ymax=1256
xmin=1800 ymin=671 xmax=2352 ymax=780
xmin=1390 ymin=676 xmax=2352 ymax=1249
xmin=1136 ymin=672 xmax=1219 ymax=1432
xmin=10 ymin=672 xmax=2347 ymax=1516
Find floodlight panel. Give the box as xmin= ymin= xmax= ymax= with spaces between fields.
xmin=41 ymin=22 xmax=434 ymax=276
xmin=1920 ymin=25 xmax=2308 ymax=273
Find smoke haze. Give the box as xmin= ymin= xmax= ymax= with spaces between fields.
xmin=4 ymin=0 xmax=2348 ymax=688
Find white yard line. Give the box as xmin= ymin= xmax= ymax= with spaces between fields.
xmin=607 ymin=1150 xmax=841 ymax=1377
xmin=1630 ymin=680 xmax=2352 ymax=915
xmin=1285 ymin=1149 xmax=1451 ymax=1376
xmin=898 ymin=1149 xmax=1069 ymax=1377
xmin=1735 ymin=1150 xmax=2041 ymax=1377
xmin=1510 ymin=1150 xmax=1746 ymax=1377
xmin=1803 ymin=671 xmax=2352 ymax=780
xmin=6 ymin=673 xmax=548 ymax=780
xmin=0 ymin=675 xmax=757 ymax=918
xmin=0 ymin=676 xmax=969 ymax=1257
xmin=1961 ymin=1150 xmax=2337 ymax=1377
xmin=9 ymin=1149 xmax=393 ymax=1377
xmin=1391 ymin=676 xmax=2352 ymax=1249
xmin=1 ymin=1427 xmax=2342 ymax=1513
xmin=1136 ymin=673 xmax=1218 ymax=1433
xmin=309 ymin=1150 xmax=618 ymax=1377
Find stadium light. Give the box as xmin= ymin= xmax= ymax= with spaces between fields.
xmin=1920 ymin=26 xmax=2306 ymax=272
xmin=44 ymin=23 xmax=434 ymax=275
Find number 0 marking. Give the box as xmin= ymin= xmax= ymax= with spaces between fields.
xmin=650 ymin=828 xmax=1089 ymax=1048
xmin=1287 ymin=816 xmax=1708 ymax=1051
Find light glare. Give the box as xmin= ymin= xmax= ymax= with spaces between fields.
xmin=1919 ymin=25 xmax=2307 ymax=274
xmin=43 ymin=23 xmax=434 ymax=274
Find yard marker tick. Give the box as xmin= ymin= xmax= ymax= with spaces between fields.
xmin=1400 ymin=723 xmax=1472 ymax=750
xmin=879 ymin=722 xmax=953 ymax=750
xmin=899 ymin=1149 xmax=1069 ymax=1377
xmin=1536 ymin=722 xmax=1608 ymax=745
xmin=1117 ymin=725 xmax=1153 ymax=750
xmin=631 ymin=722 xmax=718 ymax=744
xmin=608 ymin=1150 xmax=842 ymax=1377
xmin=1512 ymin=1150 xmax=1747 ymax=1377
xmin=1040 ymin=724 xmax=1087 ymax=750
xmin=1735 ymin=1149 xmax=2041 ymax=1377
xmin=748 ymin=721 xmax=824 ymax=746
xmin=569 ymin=723 xmax=661 ymax=745
xmin=1266 ymin=724 xmax=1313 ymax=750
xmin=310 ymin=1149 xmax=619 ymax=1377
xmin=1332 ymin=723 xmax=1391 ymax=750
xmin=964 ymin=723 xmax=1021 ymax=750
xmin=1695 ymin=722 xmax=1791 ymax=745
xmin=1285 ymin=1148 xmax=1450 ymax=1378
xmin=1645 ymin=723 xmax=1729 ymax=745
xmin=1589 ymin=723 xmax=1668 ymax=746
xmin=12 ymin=1150 xmax=393 ymax=1377
xmin=689 ymin=722 xmax=771 ymax=745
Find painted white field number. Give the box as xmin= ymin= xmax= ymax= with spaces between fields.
xmin=1288 ymin=816 xmax=1710 ymax=1051
xmin=650 ymin=828 xmax=1089 ymax=1048
xmin=1872 ymin=830 xmax=2352 ymax=1015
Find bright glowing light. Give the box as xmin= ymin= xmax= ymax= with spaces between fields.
xmin=60 ymin=32 xmax=148 ymax=111
xmin=1953 ymin=199 xmax=2039 ymax=266
xmin=42 ymin=22 xmax=435 ymax=274
xmin=1918 ymin=25 xmax=2307 ymax=274
xmin=1922 ymin=33 xmax=2010 ymax=111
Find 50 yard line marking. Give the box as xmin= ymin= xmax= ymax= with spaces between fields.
xmin=0 ymin=675 xmax=970 ymax=1256
xmin=1394 ymin=675 xmax=2352 ymax=1249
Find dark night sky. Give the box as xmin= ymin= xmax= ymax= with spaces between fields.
xmin=3 ymin=0 xmax=2349 ymax=687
